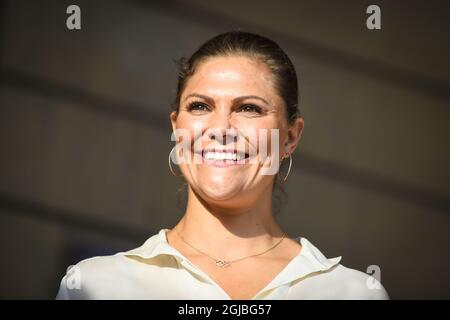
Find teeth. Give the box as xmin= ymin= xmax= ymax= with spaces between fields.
xmin=204 ymin=151 xmax=244 ymax=161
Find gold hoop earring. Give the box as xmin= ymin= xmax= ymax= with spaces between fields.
xmin=168 ymin=146 xmax=183 ymax=177
xmin=281 ymin=153 xmax=293 ymax=183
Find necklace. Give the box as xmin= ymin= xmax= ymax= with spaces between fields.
xmin=174 ymin=228 xmax=287 ymax=268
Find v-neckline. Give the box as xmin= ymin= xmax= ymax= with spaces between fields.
xmin=162 ymin=229 xmax=303 ymax=300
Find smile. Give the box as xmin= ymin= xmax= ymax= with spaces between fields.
xmin=199 ymin=150 xmax=250 ymax=167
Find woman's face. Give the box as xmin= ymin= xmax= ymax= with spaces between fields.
xmin=170 ymin=56 xmax=303 ymax=208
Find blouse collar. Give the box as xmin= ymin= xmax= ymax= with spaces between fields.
xmin=117 ymin=229 xmax=342 ymax=296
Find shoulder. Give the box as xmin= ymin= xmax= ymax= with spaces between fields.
xmin=294 ymin=263 xmax=389 ymax=300
xmin=290 ymin=237 xmax=389 ymax=300
xmin=55 ymin=230 xmax=175 ymax=299
xmin=55 ymin=254 xmax=129 ymax=300
xmin=331 ymin=264 xmax=389 ymax=299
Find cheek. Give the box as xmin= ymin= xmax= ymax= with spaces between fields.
xmin=176 ymin=113 xmax=205 ymax=129
xmin=244 ymin=118 xmax=283 ymax=152
xmin=174 ymin=115 xmax=205 ymax=143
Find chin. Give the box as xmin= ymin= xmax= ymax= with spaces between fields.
xmin=195 ymin=184 xmax=244 ymax=203
xmin=202 ymin=189 xmax=240 ymax=202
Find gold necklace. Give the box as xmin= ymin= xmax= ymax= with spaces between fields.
xmin=174 ymin=228 xmax=287 ymax=268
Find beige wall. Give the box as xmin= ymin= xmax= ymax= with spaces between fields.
xmin=1 ymin=0 xmax=449 ymax=299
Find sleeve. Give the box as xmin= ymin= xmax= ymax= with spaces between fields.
xmin=55 ymin=275 xmax=70 ymax=300
xmin=366 ymin=281 xmax=390 ymax=300
xmin=333 ymin=265 xmax=390 ymax=300
xmin=347 ymin=269 xmax=390 ymax=300
xmin=55 ymin=264 xmax=85 ymax=300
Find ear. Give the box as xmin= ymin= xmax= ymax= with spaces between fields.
xmin=170 ymin=111 xmax=178 ymax=133
xmin=284 ymin=117 xmax=304 ymax=156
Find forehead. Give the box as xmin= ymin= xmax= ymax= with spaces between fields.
xmin=182 ymin=56 xmax=278 ymax=99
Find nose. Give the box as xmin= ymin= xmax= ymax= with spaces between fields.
xmin=207 ymin=111 xmax=238 ymax=144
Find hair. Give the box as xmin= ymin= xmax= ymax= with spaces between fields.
xmin=172 ymin=31 xmax=301 ymax=214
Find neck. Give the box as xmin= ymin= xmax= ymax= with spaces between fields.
xmin=173 ymin=184 xmax=284 ymax=258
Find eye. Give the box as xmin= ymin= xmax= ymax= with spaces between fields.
xmin=238 ymin=104 xmax=263 ymax=114
xmin=187 ymin=101 xmax=210 ymax=113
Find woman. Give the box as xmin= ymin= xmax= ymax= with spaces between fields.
xmin=56 ymin=31 xmax=388 ymax=300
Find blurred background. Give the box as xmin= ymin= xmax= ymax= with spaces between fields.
xmin=1 ymin=0 xmax=449 ymax=299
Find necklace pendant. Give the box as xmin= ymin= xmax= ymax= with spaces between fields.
xmin=215 ymin=260 xmax=230 ymax=268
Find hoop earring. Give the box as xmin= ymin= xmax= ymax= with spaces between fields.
xmin=281 ymin=153 xmax=293 ymax=183
xmin=168 ymin=146 xmax=183 ymax=177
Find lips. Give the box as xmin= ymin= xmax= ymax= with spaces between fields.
xmin=196 ymin=149 xmax=250 ymax=167
xmin=203 ymin=150 xmax=246 ymax=161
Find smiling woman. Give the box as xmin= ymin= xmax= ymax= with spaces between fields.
xmin=56 ymin=31 xmax=389 ymax=300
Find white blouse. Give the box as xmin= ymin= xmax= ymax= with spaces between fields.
xmin=56 ymin=229 xmax=389 ymax=300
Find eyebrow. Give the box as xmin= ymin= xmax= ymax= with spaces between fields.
xmin=183 ymin=93 xmax=270 ymax=106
